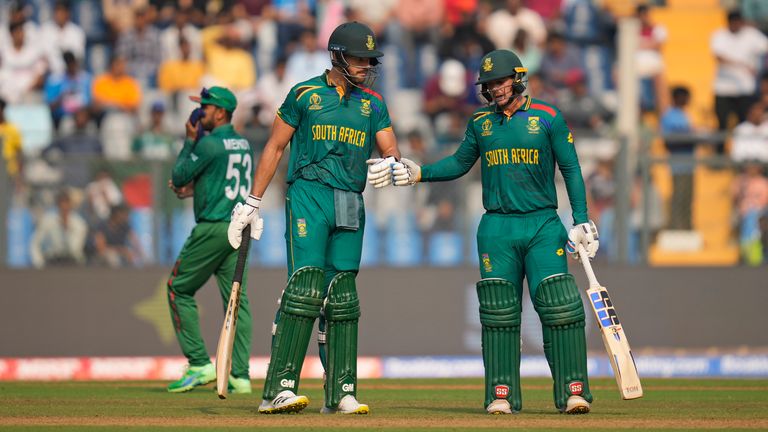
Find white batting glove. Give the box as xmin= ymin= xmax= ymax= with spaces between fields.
xmin=566 ymin=220 xmax=599 ymax=261
xmin=228 ymin=194 xmax=264 ymax=249
xmin=392 ymin=158 xmax=421 ymax=186
xmin=366 ymin=156 xmax=397 ymax=188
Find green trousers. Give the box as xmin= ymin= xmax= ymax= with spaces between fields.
xmin=167 ymin=221 xmax=252 ymax=378
xmin=284 ymin=178 xmax=365 ymax=278
xmin=476 ymin=210 xmax=569 ymax=298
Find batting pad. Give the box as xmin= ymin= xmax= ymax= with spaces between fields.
xmin=323 ymin=272 xmax=361 ymax=407
xmin=262 ymin=267 xmax=325 ymax=400
xmin=534 ymin=274 xmax=593 ymax=411
xmin=477 ymin=278 xmax=522 ymax=411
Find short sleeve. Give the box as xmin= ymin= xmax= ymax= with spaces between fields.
xmin=277 ymin=88 xmax=302 ymax=128
xmin=373 ymin=99 xmax=392 ymax=133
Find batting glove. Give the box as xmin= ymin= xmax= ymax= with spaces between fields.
xmin=392 ymin=158 xmax=421 ymax=186
xmin=228 ymin=194 xmax=264 ymax=249
xmin=366 ymin=156 xmax=397 ymax=188
xmin=566 ymin=220 xmax=599 ymax=261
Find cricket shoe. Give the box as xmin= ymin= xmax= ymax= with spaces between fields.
xmin=167 ymin=363 xmax=216 ymax=393
xmin=227 ymin=376 xmax=252 ymax=394
xmin=486 ymin=399 xmax=513 ymax=415
xmin=258 ymin=390 xmax=309 ymax=414
xmin=320 ymin=395 xmax=370 ymax=414
xmin=563 ymin=395 xmax=590 ymax=414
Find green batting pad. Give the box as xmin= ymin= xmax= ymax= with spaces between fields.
xmin=323 ymin=272 xmax=361 ymax=407
xmin=263 ymin=267 xmax=325 ymax=399
xmin=476 ymin=279 xmax=522 ymax=411
xmin=534 ymin=274 xmax=592 ymax=411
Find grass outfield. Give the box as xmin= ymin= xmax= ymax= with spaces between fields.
xmin=1 ymin=378 xmax=767 ymax=431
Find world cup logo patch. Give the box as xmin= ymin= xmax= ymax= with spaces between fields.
xmin=309 ymin=93 xmax=322 ymax=110
xmin=481 ymin=118 xmax=493 ymax=137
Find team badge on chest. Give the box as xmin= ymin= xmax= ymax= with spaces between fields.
xmin=309 ymin=93 xmax=323 ymax=110
xmin=527 ymin=116 xmax=540 ymax=134
xmin=360 ymin=99 xmax=371 ymax=117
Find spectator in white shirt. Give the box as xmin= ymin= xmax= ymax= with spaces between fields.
xmin=711 ymin=11 xmax=768 ymax=132
xmin=30 ymin=189 xmax=87 ymax=268
xmin=160 ymin=7 xmax=202 ymax=62
xmin=284 ymin=29 xmax=330 ymax=85
xmin=85 ymin=169 xmax=123 ymax=223
xmin=485 ymin=0 xmax=547 ymax=50
xmin=39 ymin=1 xmax=86 ymax=75
xmin=732 ymin=101 xmax=768 ymax=163
xmin=0 ymin=20 xmax=48 ymax=104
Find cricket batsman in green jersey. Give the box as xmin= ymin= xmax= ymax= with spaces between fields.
xmin=392 ymin=50 xmax=600 ymax=415
xmin=165 ymin=87 xmax=256 ymax=394
xmin=227 ymin=22 xmax=403 ymax=414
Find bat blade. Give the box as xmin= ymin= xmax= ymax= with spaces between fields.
xmin=586 ymin=284 xmax=643 ymax=400
xmin=215 ymin=225 xmax=251 ymax=399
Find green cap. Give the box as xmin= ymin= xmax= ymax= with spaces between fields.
xmin=189 ymin=86 xmax=237 ymax=112
xmin=475 ymin=50 xmax=527 ymax=85
xmin=328 ymin=21 xmax=383 ymax=60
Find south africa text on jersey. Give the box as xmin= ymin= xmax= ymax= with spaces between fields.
xmin=312 ymin=124 xmax=367 ymax=148
xmin=485 ymin=148 xmax=539 ymax=167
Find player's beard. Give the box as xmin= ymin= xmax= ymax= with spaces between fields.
xmin=492 ymin=85 xmax=519 ymax=111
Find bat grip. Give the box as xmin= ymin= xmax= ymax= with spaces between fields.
xmin=232 ymin=225 xmax=251 ymax=284
xmin=577 ymin=244 xmax=601 ymax=288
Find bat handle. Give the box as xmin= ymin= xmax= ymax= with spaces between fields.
xmin=577 ymin=244 xmax=601 ymax=288
xmin=232 ymin=225 xmax=251 ymax=284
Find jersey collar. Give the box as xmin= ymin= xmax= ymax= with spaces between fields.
xmin=501 ymin=96 xmax=531 ymax=118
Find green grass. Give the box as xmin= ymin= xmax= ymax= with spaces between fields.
xmin=1 ymin=378 xmax=767 ymax=431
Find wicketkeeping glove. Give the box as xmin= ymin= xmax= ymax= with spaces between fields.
xmin=392 ymin=158 xmax=421 ymax=186
xmin=565 ymin=220 xmax=599 ymax=261
xmin=188 ymin=107 xmax=206 ymax=143
xmin=366 ymin=156 xmax=397 ymax=188
xmin=228 ymin=194 xmax=264 ymax=249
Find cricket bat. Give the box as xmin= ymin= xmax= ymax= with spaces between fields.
xmin=215 ymin=225 xmax=251 ymax=399
xmin=577 ymin=244 xmax=643 ymax=400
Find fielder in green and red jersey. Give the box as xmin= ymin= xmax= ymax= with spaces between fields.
xmin=165 ymin=86 xmax=254 ymax=395
xmin=392 ymin=50 xmax=601 ymax=415
xmin=227 ymin=22 xmax=403 ymax=415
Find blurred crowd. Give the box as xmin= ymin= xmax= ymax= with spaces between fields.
xmin=0 ymin=0 xmax=767 ymax=268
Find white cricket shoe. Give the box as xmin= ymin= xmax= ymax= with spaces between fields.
xmin=564 ymin=395 xmax=590 ymax=414
xmin=486 ymin=399 xmax=513 ymax=415
xmin=258 ymin=390 xmax=309 ymax=414
xmin=320 ymin=395 xmax=370 ymax=414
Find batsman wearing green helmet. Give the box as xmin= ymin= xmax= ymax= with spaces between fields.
xmin=392 ymin=50 xmax=600 ymax=415
xmin=166 ymin=86 xmax=254 ymax=394
xmin=227 ymin=21 xmax=402 ymax=414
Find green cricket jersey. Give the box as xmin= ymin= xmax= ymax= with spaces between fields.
xmin=172 ymin=124 xmax=253 ymax=223
xmin=421 ymin=96 xmax=588 ymax=224
xmin=277 ymin=72 xmax=392 ymax=193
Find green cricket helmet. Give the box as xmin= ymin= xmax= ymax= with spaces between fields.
xmin=328 ymin=21 xmax=383 ymax=64
xmin=475 ymin=50 xmax=528 ymax=103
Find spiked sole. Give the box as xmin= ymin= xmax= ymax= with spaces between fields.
xmin=565 ymin=405 xmax=590 ymax=415
xmin=258 ymin=397 xmax=309 ymax=414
